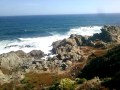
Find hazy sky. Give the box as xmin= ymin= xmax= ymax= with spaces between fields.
xmin=0 ymin=0 xmax=120 ymax=16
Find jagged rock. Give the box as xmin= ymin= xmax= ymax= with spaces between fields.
xmin=28 ymin=50 xmax=44 ymax=59
xmin=52 ymin=40 xmax=62 ymax=54
xmin=91 ymin=25 xmax=120 ymax=43
xmin=15 ymin=50 xmax=28 ymax=58
xmin=52 ymin=26 xmax=120 ymax=63
xmin=52 ymin=36 xmax=83 ymax=61
xmin=0 ymin=52 xmax=24 ymax=70
xmin=70 ymin=34 xmax=89 ymax=46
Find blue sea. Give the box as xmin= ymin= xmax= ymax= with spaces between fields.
xmin=0 ymin=14 xmax=120 ymax=54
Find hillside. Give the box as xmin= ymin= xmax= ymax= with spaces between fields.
xmin=78 ymin=45 xmax=120 ymax=89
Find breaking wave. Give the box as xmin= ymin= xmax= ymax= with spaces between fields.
xmin=0 ymin=26 xmax=102 ymax=54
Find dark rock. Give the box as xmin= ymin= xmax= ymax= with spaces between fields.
xmin=61 ymin=63 xmax=67 ymax=70
xmin=70 ymin=34 xmax=89 ymax=46
xmin=24 ymin=45 xmax=32 ymax=48
xmin=52 ymin=40 xmax=62 ymax=54
xmin=91 ymin=25 xmax=120 ymax=43
xmin=4 ymin=45 xmax=18 ymax=49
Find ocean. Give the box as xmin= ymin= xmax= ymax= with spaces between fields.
xmin=0 ymin=14 xmax=120 ymax=54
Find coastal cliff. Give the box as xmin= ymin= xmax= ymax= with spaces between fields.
xmin=0 ymin=25 xmax=120 ymax=90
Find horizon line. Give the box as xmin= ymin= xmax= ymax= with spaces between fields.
xmin=0 ymin=13 xmax=120 ymax=17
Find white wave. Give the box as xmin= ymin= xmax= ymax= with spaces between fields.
xmin=67 ymin=26 xmax=102 ymax=36
xmin=0 ymin=35 xmax=67 ymax=54
xmin=0 ymin=26 xmax=102 ymax=54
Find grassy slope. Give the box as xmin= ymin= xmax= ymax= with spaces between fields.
xmin=78 ymin=45 xmax=120 ymax=89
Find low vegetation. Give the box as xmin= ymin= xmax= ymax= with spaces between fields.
xmin=78 ymin=45 xmax=120 ymax=90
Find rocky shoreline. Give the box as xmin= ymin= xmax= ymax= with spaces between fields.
xmin=0 ymin=25 xmax=120 ymax=89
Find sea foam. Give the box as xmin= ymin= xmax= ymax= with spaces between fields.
xmin=0 ymin=26 xmax=102 ymax=54
xmin=68 ymin=26 xmax=101 ymax=36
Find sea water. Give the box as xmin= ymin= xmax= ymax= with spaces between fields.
xmin=0 ymin=14 xmax=120 ymax=54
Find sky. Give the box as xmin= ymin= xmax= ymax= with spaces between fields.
xmin=0 ymin=0 xmax=120 ymax=16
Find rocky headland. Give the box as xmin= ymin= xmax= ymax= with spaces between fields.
xmin=0 ymin=25 xmax=120 ymax=90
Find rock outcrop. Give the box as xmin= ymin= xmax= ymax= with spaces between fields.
xmin=0 ymin=52 xmax=24 ymax=70
xmin=15 ymin=50 xmax=28 ymax=58
xmin=52 ymin=34 xmax=89 ymax=61
xmin=91 ymin=25 xmax=120 ymax=43
xmin=28 ymin=50 xmax=44 ymax=59
xmin=52 ymin=26 xmax=120 ymax=62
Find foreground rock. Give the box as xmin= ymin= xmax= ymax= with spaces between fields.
xmin=0 ymin=50 xmax=46 ymax=85
xmin=0 ymin=52 xmax=25 ymax=70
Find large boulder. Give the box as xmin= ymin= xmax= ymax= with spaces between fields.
xmin=15 ymin=50 xmax=28 ymax=58
xmin=28 ymin=50 xmax=44 ymax=59
xmin=0 ymin=52 xmax=23 ymax=70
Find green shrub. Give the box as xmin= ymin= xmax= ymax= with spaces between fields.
xmin=59 ymin=78 xmax=75 ymax=90
xmin=20 ymin=77 xmax=34 ymax=90
xmin=49 ymin=78 xmax=76 ymax=90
